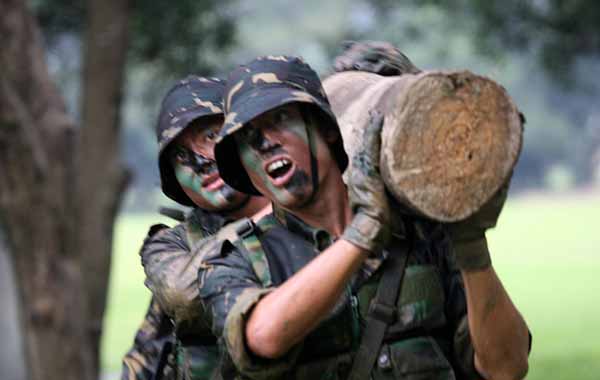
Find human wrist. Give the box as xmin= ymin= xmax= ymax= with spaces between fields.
xmin=451 ymin=235 xmax=491 ymax=271
xmin=342 ymin=212 xmax=389 ymax=254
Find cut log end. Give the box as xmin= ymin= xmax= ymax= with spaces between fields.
xmin=381 ymin=71 xmax=523 ymax=221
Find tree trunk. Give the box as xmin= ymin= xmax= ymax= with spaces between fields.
xmin=323 ymin=70 xmax=523 ymax=222
xmin=0 ymin=0 xmax=129 ymax=379
xmin=77 ymin=0 xmax=130 ymax=374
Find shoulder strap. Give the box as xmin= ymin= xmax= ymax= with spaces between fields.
xmin=232 ymin=218 xmax=273 ymax=288
xmin=349 ymin=239 xmax=411 ymax=380
xmin=151 ymin=339 xmax=174 ymax=380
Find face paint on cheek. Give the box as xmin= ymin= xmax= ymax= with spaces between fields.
xmin=237 ymin=131 xmax=310 ymax=206
xmin=238 ymin=139 xmax=275 ymax=193
xmin=174 ymin=162 xmax=240 ymax=209
xmin=174 ymin=163 xmax=201 ymax=192
xmin=284 ymin=169 xmax=310 ymax=196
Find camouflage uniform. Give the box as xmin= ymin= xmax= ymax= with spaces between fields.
xmin=197 ymin=56 xmax=482 ymax=380
xmin=121 ymin=76 xmax=233 ymax=380
xmin=121 ymin=296 xmax=174 ymax=380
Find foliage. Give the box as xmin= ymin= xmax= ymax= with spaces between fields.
xmin=32 ymin=0 xmax=237 ymax=76
xmin=368 ymin=0 xmax=600 ymax=83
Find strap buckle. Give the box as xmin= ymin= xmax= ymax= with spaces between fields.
xmin=368 ymin=301 xmax=397 ymax=325
xmin=236 ymin=218 xmax=256 ymax=239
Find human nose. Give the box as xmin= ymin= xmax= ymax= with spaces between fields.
xmin=250 ymin=128 xmax=280 ymax=154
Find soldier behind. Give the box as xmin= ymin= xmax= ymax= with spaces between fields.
xmin=121 ymin=76 xmax=269 ymax=380
xmin=199 ymin=55 xmax=531 ymax=379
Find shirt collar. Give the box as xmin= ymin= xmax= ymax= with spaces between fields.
xmin=272 ymin=204 xmax=388 ymax=286
xmin=272 ymin=204 xmax=334 ymax=251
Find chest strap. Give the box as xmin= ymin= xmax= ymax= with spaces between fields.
xmin=234 ymin=218 xmax=273 ymax=288
xmin=349 ymin=238 xmax=411 ymax=380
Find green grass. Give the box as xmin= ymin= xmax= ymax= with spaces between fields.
xmin=101 ymin=194 xmax=600 ymax=379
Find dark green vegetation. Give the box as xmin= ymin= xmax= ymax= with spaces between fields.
xmin=33 ymin=0 xmax=236 ymax=76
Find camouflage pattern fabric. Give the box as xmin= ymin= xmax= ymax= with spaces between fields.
xmin=198 ymin=205 xmax=482 ymax=380
xmin=333 ymin=40 xmax=422 ymax=76
xmin=214 ymin=55 xmax=348 ymax=195
xmin=137 ymin=208 xmax=236 ymax=380
xmin=156 ymin=76 xmax=226 ymax=206
xmin=121 ymin=297 xmax=174 ymax=380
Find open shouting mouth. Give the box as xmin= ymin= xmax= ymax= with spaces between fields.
xmin=264 ymin=155 xmax=295 ymax=187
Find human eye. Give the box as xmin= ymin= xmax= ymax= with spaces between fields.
xmin=172 ymin=147 xmax=189 ymax=162
xmin=204 ymin=129 xmax=218 ymax=142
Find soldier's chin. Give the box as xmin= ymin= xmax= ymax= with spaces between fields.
xmin=272 ymin=188 xmax=311 ymax=209
xmin=219 ymin=186 xmax=250 ymax=210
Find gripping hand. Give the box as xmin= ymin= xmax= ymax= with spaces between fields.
xmin=446 ymin=181 xmax=510 ymax=271
xmin=342 ymin=110 xmax=390 ymax=253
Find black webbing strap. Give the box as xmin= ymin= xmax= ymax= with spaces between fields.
xmin=349 ymin=239 xmax=411 ymax=380
xmin=152 ymin=340 xmax=173 ymax=380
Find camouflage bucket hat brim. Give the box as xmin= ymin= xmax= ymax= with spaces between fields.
xmin=156 ymin=76 xmax=225 ymax=206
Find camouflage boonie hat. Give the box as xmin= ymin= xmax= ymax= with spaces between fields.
xmin=156 ymin=76 xmax=225 ymax=206
xmin=215 ymin=55 xmax=348 ymax=195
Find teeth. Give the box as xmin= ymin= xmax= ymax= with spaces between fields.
xmin=267 ymin=159 xmax=290 ymax=173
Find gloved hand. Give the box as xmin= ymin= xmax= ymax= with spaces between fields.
xmin=446 ymin=181 xmax=511 ymax=271
xmin=342 ymin=110 xmax=391 ymax=253
xmin=333 ymin=40 xmax=421 ymax=77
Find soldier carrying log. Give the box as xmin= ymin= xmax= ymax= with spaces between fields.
xmin=198 ymin=45 xmax=531 ymax=380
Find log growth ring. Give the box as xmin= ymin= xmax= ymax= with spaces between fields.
xmin=381 ymin=71 xmax=522 ymax=221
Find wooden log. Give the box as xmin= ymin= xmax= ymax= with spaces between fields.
xmin=323 ymin=70 xmax=523 ymax=222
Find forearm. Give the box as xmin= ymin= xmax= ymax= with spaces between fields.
xmin=246 ymin=239 xmax=367 ymax=358
xmin=462 ymin=266 xmax=529 ymax=380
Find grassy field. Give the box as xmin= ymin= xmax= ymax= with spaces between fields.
xmin=101 ymin=193 xmax=600 ymax=379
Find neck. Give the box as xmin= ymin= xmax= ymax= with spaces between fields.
xmin=225 ymin=196 xmax=269 ymax=220
xmin=285 ymin=166 xmax=351 ymax=237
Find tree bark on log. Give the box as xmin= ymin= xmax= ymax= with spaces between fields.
xmin=323 ymin=70 xmax=523 ymax=222
xmin=0 ymin=1 xmax=129 ymax=379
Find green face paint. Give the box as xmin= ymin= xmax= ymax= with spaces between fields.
xmin=172 ymin=149 xmax=248 ymax=211
xmin=236 ymin=105 xmax=319 ymax=208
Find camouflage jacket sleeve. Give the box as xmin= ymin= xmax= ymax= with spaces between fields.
xmin=141 ymin=223 xmax=216 ymax=327
xmin=198 ymin=241 xmax=302 ymax=379
xmin=121 ymin=297 xmax=173 ymax=380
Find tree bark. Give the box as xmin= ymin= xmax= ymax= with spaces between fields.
xmin=77 ymin=0 xmax=130 ymax=374
xmin=323 ymin=70 xmax=523 ymax=222
xmin=0 ymin=0 xmax=129 ymax=379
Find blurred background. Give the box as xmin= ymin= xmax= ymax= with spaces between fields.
xmin=1 ymin=1 xmax=599 ymax=379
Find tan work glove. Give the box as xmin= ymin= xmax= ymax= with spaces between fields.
xmin=446 ymin=181 xmax=510 ymax=271
xmin=342 ymin=110 xmax=391 ymax=254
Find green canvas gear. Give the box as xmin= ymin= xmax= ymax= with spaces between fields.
xmin=349 ymin=238 xmax=410 ymax=380
xmin=156 ymin=76 xmax=226 ymax=206
xmin=215 ymin=55 xmax=348 ymax=195
xmin=198 ymin=210 xmax=479 ymax=379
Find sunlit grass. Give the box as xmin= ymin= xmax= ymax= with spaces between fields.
xmin=101 ymin=194 xmax=600 ymax=379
